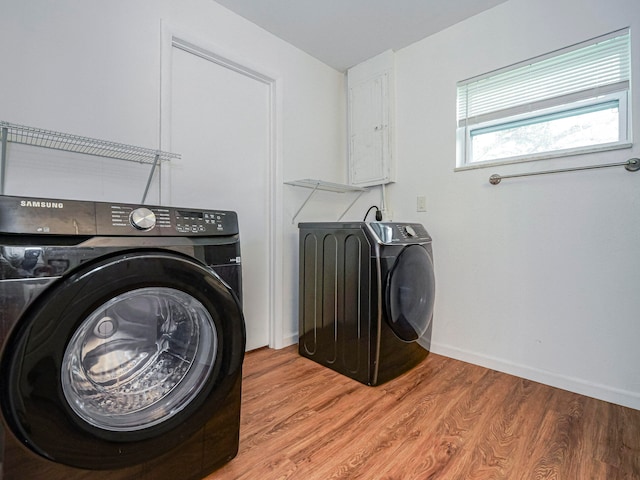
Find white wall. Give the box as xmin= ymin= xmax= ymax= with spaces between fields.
xmin=392 ymin=0 xmax=640 ymax=409
xmin=0 ymin=0 xmax=346 ymax=347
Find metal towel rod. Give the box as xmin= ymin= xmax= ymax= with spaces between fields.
xmin=489 ymin=158 xmax=640 ymax=185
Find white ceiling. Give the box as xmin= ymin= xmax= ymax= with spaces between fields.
xmin=214 ymin=0 xmax=507 ymax=71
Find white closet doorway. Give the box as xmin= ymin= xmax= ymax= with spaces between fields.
xmin=163 ymin=36 xmax=274 ymax=351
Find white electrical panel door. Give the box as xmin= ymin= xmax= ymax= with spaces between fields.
xmin=348 ymin=69 xmax=394 ymax=186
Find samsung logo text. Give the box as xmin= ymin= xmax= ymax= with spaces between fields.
xmin=20 ymin=200 xmax=64 ymax=209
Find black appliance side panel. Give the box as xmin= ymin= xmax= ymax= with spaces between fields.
xmin=298 ymin=226 xmax=372 ymax=384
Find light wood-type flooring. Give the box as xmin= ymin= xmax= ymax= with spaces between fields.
xmin=208 ymin=345 xmax=640 ymax=479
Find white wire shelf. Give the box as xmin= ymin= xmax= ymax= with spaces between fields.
xmin=0 ymin=121 xmax=181 ymax=202
xmin=284 ymin=178 xmax=366 ymax=193
xmin=0 ymin=121 xmax=179 ymax=164
xmin=285 ymin=179 xmax=366 ymax=223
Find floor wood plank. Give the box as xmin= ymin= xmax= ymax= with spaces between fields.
xmin=206 ymin=346 xmax=640 ymax=479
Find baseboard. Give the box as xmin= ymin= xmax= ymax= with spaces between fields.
xmin=273 ymin=333 xmax=298 ymax=350
xmin=428 ymin=341 xmax=640 ymax=411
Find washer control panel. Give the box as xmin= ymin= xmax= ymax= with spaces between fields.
xmin=368 ymin=222 xmax=431 ymax=245
xmin=0 ymin=195 xmax=239 ymax=236
xmin=97 ymin=203 xmax=238 ymax=236
xmin=173 ymin=208 xmax=231 ymax=234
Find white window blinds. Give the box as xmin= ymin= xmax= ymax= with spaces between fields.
xmin=457 ymin=28 xmax=631 ymax=127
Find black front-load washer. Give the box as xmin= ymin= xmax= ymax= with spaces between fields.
xmin=298 ymin=222 xmax=435 ymax=386
xmin=0 ymin=195 xmax=245 ymax=480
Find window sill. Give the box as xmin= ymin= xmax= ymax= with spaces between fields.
xmin=454 ymin=142 xmax=633 ymax=172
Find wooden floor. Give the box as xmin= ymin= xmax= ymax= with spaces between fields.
xmin=207 ymin=345 xmax=640 ymax=480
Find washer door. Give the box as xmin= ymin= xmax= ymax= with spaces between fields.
xmin=385 ymin=244 xmax=435 ymax=342
xmin=0 ymin=251 xmax=245 ymax=469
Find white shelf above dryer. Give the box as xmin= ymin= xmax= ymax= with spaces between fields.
xmin=0 ymin=121 xmax=181 ymax=203
xmin=284 ymin=179 xmax=366 ymax=224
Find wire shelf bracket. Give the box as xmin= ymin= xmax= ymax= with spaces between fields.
xmin=0 ymin=121 xmax=181 ymax=203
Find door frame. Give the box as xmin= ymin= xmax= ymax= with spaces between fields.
xmin=159 ymin=22 xmax=284 ymax=349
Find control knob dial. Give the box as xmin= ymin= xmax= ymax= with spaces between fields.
xmin=404 ymin=225 xmax=416 ymax=237
xmin=130 ymin=207 xmax=156 ymax=230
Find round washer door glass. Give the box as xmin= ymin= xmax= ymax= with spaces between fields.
xmin=61 ymin=286 xmax=216 ymax=431
xmin=386 ymin=244 xmax=435 ymax=341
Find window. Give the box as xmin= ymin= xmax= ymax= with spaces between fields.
xmin=456 ymin=29 xmax=631 ymax=168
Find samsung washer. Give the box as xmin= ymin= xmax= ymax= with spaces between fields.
xmin=0 ymin=195 xmax=245 ymax=479
xmin=298 ymin=222 xmax=435 ymax=386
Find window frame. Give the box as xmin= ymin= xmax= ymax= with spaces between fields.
xmin=457 ymin=90 xmax=630 ymax=168
xmin=455 ymin=29 xmax=632 ymax=170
